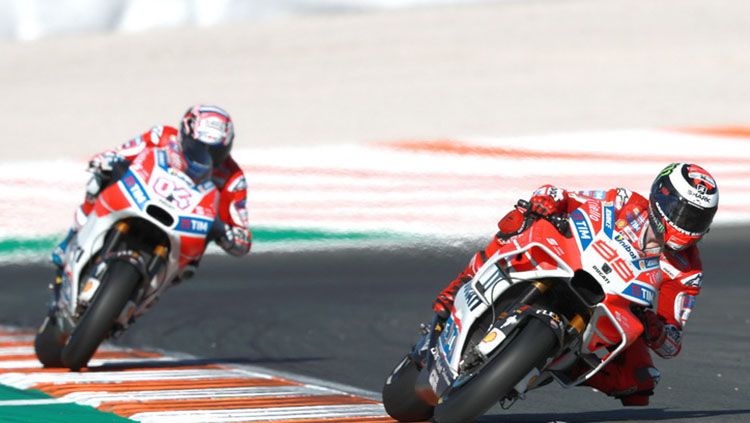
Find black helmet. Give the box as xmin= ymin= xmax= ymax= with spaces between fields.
xmin=648 ymin=163 xmax=719 ymax=250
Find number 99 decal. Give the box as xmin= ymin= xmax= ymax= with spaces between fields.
xmin=591 ymin=239 xmax=635 ymax=282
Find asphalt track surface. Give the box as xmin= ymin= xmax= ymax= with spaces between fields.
xmin=0 ymin=226 xmax=748 ymax=422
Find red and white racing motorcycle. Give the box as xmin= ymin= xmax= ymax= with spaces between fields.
xmin=35 ymin=147 xmax=219 ymax=370
xmin=383 ymin=199 xmax=662 ymax=423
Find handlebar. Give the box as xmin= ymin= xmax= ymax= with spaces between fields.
xmin=516 ymin=199 xmax=571 ymax=238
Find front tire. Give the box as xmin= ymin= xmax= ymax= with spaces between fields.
xmin=34 ymin=316 xmax=66 ymax=367
xmin=382 ymin=355 xmax=434 ymax=422
xmin=61 ymin=261 xmax=140 ymax=371
xmin=433 ymin=318 xmax=558 ymax=423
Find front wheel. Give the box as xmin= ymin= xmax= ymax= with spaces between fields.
xmin=34 ymin=316 xmax=66 ymax=367
xmin=382 ymin=355 xmax=434 ymax=422
xmin=61 ymin=260 xmax=140 ymax=371
xmin=433 ymin=318 xmax=558 ymax=423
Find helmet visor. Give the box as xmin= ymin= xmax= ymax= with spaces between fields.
xmin=652 ymin=191 xmax=716 ymax=235
xmin=182 ymin=137 xmax=213 ymax=183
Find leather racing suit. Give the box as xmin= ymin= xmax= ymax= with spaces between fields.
xmin=73 ymin=125 xmax=252 ymax=257
xmin=433 ymin=185 xmax=703 ymax=405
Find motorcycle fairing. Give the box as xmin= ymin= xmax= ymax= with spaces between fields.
xmin=440 ymin=219 xmax=577 ymax=374
xmin=433 ymin=200 xmax=663 ymax=394
xmin=59 ymin=147 xmax=217 ymax=318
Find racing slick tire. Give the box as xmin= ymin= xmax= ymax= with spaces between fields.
xmin=432 ymin=318 xmax=558 ymax=423
xmin=34 ymin=315 xmax=66 ymax=367
xmin=382 ymin=355 xmax=434 ymax=422
xmin=61 ymin=261 xmax=140 ymax=371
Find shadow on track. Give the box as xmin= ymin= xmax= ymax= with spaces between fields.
xmin=482 ymin=408 xmax=750 ymax=422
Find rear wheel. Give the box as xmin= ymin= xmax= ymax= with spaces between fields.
xmin=34 ymin=316 xmax=66 ymax=367
xmin=61 ymin=261 xmax=140 ymax=371
xmin=433 ymin=318 xmax=558 ymax=423
xmin=382 ymin=355 xmax=434 ymax=422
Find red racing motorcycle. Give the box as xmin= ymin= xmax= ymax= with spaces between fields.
xmin=34 ymin=146 xmax=219 ymax=370
xmin=383 ymin=199 xmax=662 ymax=423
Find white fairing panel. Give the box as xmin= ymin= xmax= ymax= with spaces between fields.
xmin=60 ymin=149 xmax=216 ymax=319
xmin=440 ymin=242 xmax=574 ymax=372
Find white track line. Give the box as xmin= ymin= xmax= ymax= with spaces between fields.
xmin=63 ymin=385 xmax=338 ymax=407
xmin=0 ymin=398 xmax=74 ymax=406
xmin=0 ymin=356 xmax=190 ymax=370
xmin=0 ymin=369 xmax=269 ymax=390
xmin=129 ymin=404 xmax=389 ymax=423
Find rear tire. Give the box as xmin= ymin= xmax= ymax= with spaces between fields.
xmin=34 ymin=316 xmax=66 ymax=367
xmin=382 ymin=355 xmax=434 ymax=422
xmin=433 ymin=318 xmax=558 ymax=423
xmin=61 ymin=261 xmax=140 ymax=371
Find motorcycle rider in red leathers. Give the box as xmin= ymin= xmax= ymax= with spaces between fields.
xmin=52 ymin=105 xmax=252 ymax=270
xmin=433 ymin=163 xmax=719 ymax=406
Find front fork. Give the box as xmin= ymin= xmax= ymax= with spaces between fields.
xmin=409 ymin=315 xmax=443 ymax=367
xmin=509 ymin=280 xmax=589 ymax=339
xmin=472 ymin=280 xmax=589 ymax=372
xmin=50 ymin=222 xmax=169 ymax=325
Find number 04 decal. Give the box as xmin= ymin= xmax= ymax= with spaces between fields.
xmin=591 ymin=239 xmax=635 ymax=282
xmin=154 ymin=178 xmax=192 ymax=209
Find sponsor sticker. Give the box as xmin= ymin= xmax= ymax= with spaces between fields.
xmin=603 ymin=205 xmax=614 ymax=239
xmin=176 ymin=216 xmax=213 ymax=235
xmin=621 ymin=283 xmax=656 ymax=306
xmin=613 ymin=233 xmax=639 ymax=260
xmin=632 ymin=256 xmax=661 ymax=271
xmin=122 ymin=170 xmax=149 ymax=209
xmin=571 ymin=209 xmax=593 ymax=250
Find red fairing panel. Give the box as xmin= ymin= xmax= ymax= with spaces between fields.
xmin=94 ymin=183 xmax=131 ymax=217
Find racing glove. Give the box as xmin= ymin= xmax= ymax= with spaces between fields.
xmin=86 ymin=151 xmax=126 ymax=197
xmin=89 ymin=151 xmax=125 ymax=175
xmin=216 ymin=223 xmax=252 ymax=257
xmin=528 ymin=185 xmax=569 ymax=217
xmin=641 ymin=309 xmax=666 ymax=349
xmin=529 ymin=194 xmax=560 ymax=217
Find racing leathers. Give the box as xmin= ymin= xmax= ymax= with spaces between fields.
xmin=70 ymin=125 xmax=252 ymax=258
xmin=433 ymin=185 xmax=703 ymax=406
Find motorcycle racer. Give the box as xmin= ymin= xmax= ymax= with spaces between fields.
xmin=52 ymin=104 xmax=252 ymax=269
xmin=432 ymin=163 xmax=718 ymax=406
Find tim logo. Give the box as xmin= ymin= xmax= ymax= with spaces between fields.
xmin=123 ymin=173 xmax=148 ymax=208
xmin=571 ymin=210 xmax=593 ymax=250
xmin=179 ymin=218 xmax=210 ymax=234
xmin=191 ymin=220 xmax=209 ymax=232
xmin=624 ymin=283 xmax=655 ymax=305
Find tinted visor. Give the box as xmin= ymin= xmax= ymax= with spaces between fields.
xmin=652 ymin=191 xmax=716 ymax=235
xmin=182 ymin=137 xmax=213 ymax=183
